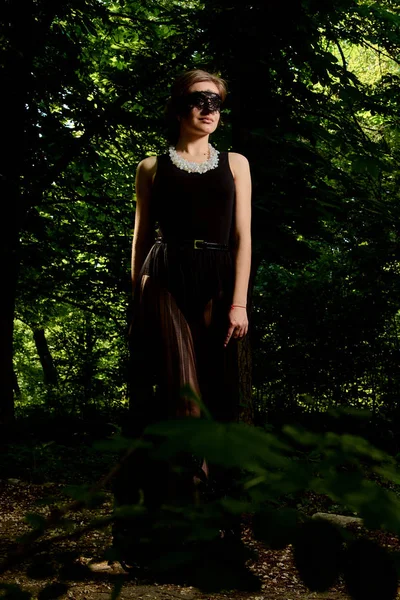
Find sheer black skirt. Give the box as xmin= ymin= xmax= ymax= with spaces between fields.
xmin=128 ymin=240 xmax=240 ymax=433
xmin=112 ymin=241 xmax=242 ymax=563
xmin=114 ymin=241 xmax=240 ymax=522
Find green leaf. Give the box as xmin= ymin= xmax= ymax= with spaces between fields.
xmin=283 ymin=425 xmax=322 ymax=446
xmin=339 ymin=434 xmax=391 ymax=463
xmin=219 ymin=498 xmax=252 ymax=515
xmin=180 ymin=384 xmax=212 ymax=420
xmin=314 ymin=472 xmax=400 ymax=535
xmin=147 ymin=419 xmax=291 ymax=471
xmin=374 ymin=466 xmax=400 ymax=486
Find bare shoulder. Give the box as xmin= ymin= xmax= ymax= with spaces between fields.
xmin=137 ymin=155 xmax=157 ymax=175
xmin=228 ymin=152 xmax=250 ymax=176
xmin=228 ymin=152 xmax=249 ymax=165
xmin=228 ymin=152 xmax=250 ymax=178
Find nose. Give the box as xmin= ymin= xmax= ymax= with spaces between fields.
xmin=200 ymin=105 xmax=212 ymax=115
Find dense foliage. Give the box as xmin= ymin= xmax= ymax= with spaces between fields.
xmin=2 ymin=0 xmax=400 ymax=597
xmin=3 ymin=0 xmax=399 ymax=428
xmin=2 ymin=409 xmax=400 ymax=599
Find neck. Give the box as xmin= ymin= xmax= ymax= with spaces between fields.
xmin=175 ymin=135 xmax=210 ymax=157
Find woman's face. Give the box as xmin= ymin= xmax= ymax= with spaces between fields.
xmin=179 ymin=81 xmax=221 ymax=137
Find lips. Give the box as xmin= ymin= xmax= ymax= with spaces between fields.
xmin=200 ymin=118 xmax=213 ymax=124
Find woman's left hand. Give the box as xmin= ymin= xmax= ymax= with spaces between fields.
xmin=224 ymin=306 xmax=248 ymax=347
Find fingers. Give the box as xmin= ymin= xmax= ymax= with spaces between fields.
xmin=224 ymin=324 xmax=236 ymax=347
xmin=224 ymin=323 xmax=249 ymax=347
xmin=233 ymin=325 xmax=248 ymax=339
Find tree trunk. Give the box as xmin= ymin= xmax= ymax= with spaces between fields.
xmin=0 ymin=128 xmax=20 ymax=422
xmin=1 ymin=0 xmax=43 ymax=424
xmin=0 ymin=19 xmax=25 ymax=425
xmin=0 ymin=222 xmax=18 ymax=425
xmin=33 ymin=328 xmax=58 ymax=385
xmin=1 ymin=0 xmax=50 ymax=423
xmin=13 ymin=371 xmax=21 ymax=398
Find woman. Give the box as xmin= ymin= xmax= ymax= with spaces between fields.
xmin=113 ymin=69 xmax=252 ymax=568
xmin=130 ymin=69 xmax=251 ymax=430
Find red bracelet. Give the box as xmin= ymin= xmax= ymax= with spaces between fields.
xmin=231 ymin=304 xmax=246 ymax=309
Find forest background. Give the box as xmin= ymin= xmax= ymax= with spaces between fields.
xmin=2 ymin=0 xmax=400 ymax=598
xmin=3 ymin=0 xmax=400 ymax=430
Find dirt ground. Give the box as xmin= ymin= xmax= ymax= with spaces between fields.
xmin=0 ymin=479 xmax=366 ymax=600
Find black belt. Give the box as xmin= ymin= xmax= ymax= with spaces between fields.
xmin=157 ymin=238 xmax=229 ymax=251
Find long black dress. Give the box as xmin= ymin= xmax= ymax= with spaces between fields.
xmin=129 ymin=151 xmax=240 ymax=432
xmin=112 ymin=151 xmax=243 ymax=567
xmin=114 ymin=150 xmax=241 ymax=537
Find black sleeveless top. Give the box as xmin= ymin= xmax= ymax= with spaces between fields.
xmin=151 ymin=151 xmax=236 ymax=246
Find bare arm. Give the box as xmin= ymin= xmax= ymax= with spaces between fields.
xmin=225 ymin=152 xmax=252 ymax=346
xmin=131 ymin=156 xmax=157 ymax=293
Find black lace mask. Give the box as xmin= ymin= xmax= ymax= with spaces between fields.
xmin=178 ymin=91 xmax=222 ymax=115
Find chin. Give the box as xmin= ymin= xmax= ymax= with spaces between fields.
xmin=202 ymin=124 xmax=217 ymax=132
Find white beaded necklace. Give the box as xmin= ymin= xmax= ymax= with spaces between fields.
xmin=168 ymin=143 xmax=219 ymax=174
